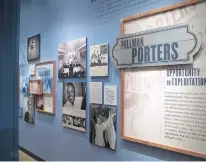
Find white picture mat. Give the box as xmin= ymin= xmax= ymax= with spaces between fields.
xmin=90 ymin=82 xmax=103 ymax=104
xmin=123 ymin=1 xmax=206 ymax=156
xmin=90 ymin=43 xmax=108 ymax=77
xmin=104 ymin=85 xmax=117 ymax=106
xmin=43 ymin=94 xmax=53 ymax=113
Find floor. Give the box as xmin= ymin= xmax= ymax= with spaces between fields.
xmin=19 ymin=150 xmax=36 ymax=161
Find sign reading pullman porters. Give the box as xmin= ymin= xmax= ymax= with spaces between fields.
xmin=111 ymin=24 xmax=201 ymax=68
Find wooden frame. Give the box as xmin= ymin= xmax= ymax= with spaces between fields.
xmin=28 ymin=80 xmax=43 ymax=95
xmin=35 ymin=60 xmax=56 ymax=115
xmin=120 ymin=0 xmax=205 ymax=159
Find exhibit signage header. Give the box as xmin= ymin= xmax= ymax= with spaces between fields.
xmin=111 ymin=24 xmax=201 ymax=68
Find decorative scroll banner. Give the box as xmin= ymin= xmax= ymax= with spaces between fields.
xmin=111 ymin=24 xmax=201 ymax=68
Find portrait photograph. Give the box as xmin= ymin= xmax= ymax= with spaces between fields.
xmin=29 ymin=80 xmax=43 ymax=95
xmin=24 ymin=96 xmax=35 ymax=124
xmin=90 ymin=104 xmax=116 ymax=151
xmin=36 ymin=63 xmax=53 ymax=94
xmin=62 ymin=82 xmax=86 ymax=132
xmin=90 ymin=43 xmax=108 ymax=77
xmin=58 ymin=37 xmax=87 ymax=78
xmin=27 ymin=34 xmax=40 ymax=62
xmin=36 ymin=95 xmax=44 ymax=110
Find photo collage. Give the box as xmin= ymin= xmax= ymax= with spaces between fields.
xmin=20 ymin=34 xmax=116 ymax=151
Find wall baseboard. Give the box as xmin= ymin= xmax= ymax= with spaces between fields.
xmin=19 ymin=145 xmax=44 ymax=161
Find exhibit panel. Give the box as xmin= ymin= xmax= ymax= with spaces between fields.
xmin=58 ymin=38 xmax=87 ymax=78
xmin=35 ymin=61 xmax=56 ymax=114
xmin=62 ymin=82 xmax=86 ymax=132
xmin=120 ymin=0 xmax=206 ymax=158
xmin=90 ymin=104 xmax=117 ymax=151
xmin=18 ymin=0 xmax=206 ymax=161
xmin=90 ymin=43 xmax=109 ymax=77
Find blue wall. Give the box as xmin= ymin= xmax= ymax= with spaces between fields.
xmin=19 ymin=0 xmax=203 ymax=160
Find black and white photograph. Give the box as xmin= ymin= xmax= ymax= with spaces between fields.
xmin=24 ymin=96 xmax=35 ymax=124
xmin=58 ymin=37 xmax=87 ymax=78
xmin=27 ymin=34 xmax=40 ymax=62
xmin=90 ymin=104 xmax=116 ymax=151
xmin=62 ymin=115 xmax=86 ymax=130
xmin=62 ymin=82 xmax=86 ymax=132
xmin=90 ymin=43 xmax=108 ymax=77
xmin=36 ymin=95 xmax=44 ymax=110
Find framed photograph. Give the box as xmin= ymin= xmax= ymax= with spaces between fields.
xmin=24 ymin=96 xmax=35 ymax=124
xmin=36 ymin=95 xmax=44 ymax=110
xmin=58 ymin=37 xmax=87 ymax=78
xmin=90 ymin=104 xmax=116 ymax=151
xmin=90 ymin=43 xmax=108 ymax=77
xmin=35 ymin=61 xmax=56 ymax=114
xmin=43 ymin=94 xmax=53 ymax=114
xmin=35 ymin=94 xmax=54 ymax=114
xmin=28 ymin=80 xmax=43 ymax=95
xmin=62 ymin=82 xmax=86 ymax=132
xmin=36 ymin=61 xmax=54 ymax=94
xmin=27 ymin=34 xmax=40 ymax=62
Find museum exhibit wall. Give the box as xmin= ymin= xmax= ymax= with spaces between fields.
xmin=19 ymin=0 xmax=202 ymax=160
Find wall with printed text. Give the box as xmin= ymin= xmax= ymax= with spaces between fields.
xmin=19 ymin=0 xmax=203 ymax=160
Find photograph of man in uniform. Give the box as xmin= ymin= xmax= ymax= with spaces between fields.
xmin=62 ymin=82 xmax=86 ymax=132
xmin=63 ymin=83 xmax=86 ymax=110
xmin=24 ymin=97 xmax=35 ymax=124
xmin=27 ymin=34 xmax=40 ymax=62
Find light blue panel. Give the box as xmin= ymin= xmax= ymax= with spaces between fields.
xmin=19 ymin=0 xmax=204 ymax=161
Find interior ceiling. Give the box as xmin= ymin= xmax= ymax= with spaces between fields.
xmin=58 ymin=37 xmax=86 ymax=55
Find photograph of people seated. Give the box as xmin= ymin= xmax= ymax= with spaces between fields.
xmin=90 ymin=104 xmax=116 ymax=151
xmin=62 ymin=114 xmax=86 ymax=130
xmin=90 ymin=44 xmax=108 ymax=77
xmin=24 ymin=97 xmax=35 ymax=124
xmin=90 ymin=44 xmax=108 ymax=67
xmin=62 ymin=82 xmax=86 ymax=132
xmin=58 ymin=37 xmax=86 ymax=78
